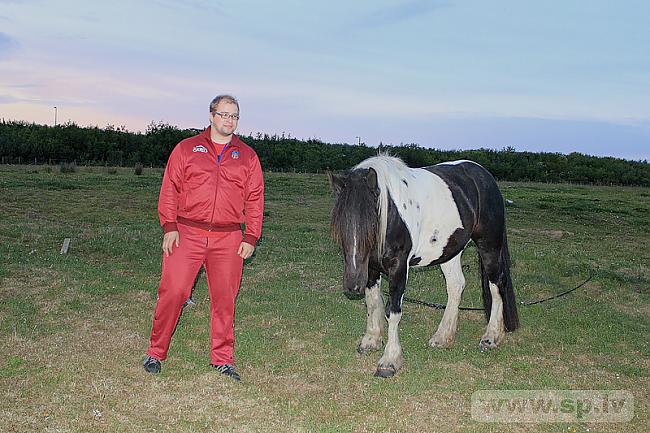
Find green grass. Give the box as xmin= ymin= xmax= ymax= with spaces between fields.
xmin=0 ymin=165 xmax=648 ymax=432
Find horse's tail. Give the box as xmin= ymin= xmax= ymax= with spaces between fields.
xmin=479 ymin=229 xmax=519 ymax=332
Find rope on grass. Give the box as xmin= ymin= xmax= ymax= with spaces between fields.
xmin=384 ymin=271 xmax=594 ymax=311
xmin=518 ymin=271 xmax=593 ymax=306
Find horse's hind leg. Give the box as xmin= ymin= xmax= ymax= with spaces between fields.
xmin=429 ymin=253 xmax=465 ymax=349
xmin=477 ymin=247 xmax=506 ymax=351
xmin=480 ymin=280 xmax=505 ymax=351
xmin=358 ymin=269 xmax=385 ymax=354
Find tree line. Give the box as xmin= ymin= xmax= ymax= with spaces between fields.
xmin=1 ymin=119 xmax=648 ymax=186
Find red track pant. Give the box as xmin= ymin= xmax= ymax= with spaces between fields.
xmin=147 ymin=224 xmax=243 ymax=365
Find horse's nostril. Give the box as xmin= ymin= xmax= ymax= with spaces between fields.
xmin=344 ymin=290 xmax=364 ymax=300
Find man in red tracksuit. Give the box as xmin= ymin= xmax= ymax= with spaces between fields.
xmin=144 ymin=94 xmax=264 ymax=381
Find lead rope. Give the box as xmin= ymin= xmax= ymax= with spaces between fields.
xmin=384 ymin=271 xmax=594 ymax=311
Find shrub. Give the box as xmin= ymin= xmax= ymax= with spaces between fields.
xmin=60 ymin=162 xmax=77 ymax=173
xmin=134 ymin=163 xmax=144 ymax=175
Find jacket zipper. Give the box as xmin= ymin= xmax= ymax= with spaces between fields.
xmin=208 ymin=143 xmax=230 ymax=230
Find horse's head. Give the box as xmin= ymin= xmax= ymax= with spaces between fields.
xmin=329 ymin=168 xmax=379 ymax=297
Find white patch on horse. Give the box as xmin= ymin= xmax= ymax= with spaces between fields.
xmin=378 ymin=312 xmax=403 ymax=372
xmin=358 ymin=280 xmax=384 ymax=353
xmin=481 ymin=281 xmax=505 ymax=350
xmin=351 ymin=233 xmax=357 ymax=270
xmin=436 ymin=159 xmax=482 ymax=167
xmin=356 ymin=155 xmax=464 ymax=265
xmin=429 ymin=254 xmax=465 ymax=348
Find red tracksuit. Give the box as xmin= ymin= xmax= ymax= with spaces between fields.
xmin=147 ymin=128 xmax=264 ymax=365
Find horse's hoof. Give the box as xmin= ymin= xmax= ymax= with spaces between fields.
xmin=374 ymin=366 xmax=396 ymax=378
xmin=357 ymin=341 xmax=383 ymax=355
xmin=428 ymin=337 xmax=453 ymax=349
xmin=479 ymin=338 xmax=498 ymax=352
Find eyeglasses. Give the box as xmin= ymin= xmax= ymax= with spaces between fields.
xmin=213 ymin=112 xmax=240 ymax=120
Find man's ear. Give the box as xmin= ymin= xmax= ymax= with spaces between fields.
xmin=366 ymin=168 xmax=378 ymax=192
xmin=328 ymin=171 xmax=345 ymax=195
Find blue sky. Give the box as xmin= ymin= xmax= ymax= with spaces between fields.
xmin=1 ymin=0 xmax=649 ymax=160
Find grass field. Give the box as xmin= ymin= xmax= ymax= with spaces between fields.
xmin=0 ymin=164 xmax=648 ymax=433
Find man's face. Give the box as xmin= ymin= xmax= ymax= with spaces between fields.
xmin=210 ymin=101 xmax=239 ymax=137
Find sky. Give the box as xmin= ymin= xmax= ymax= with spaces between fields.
xmin=1 ymin=0 xmax=649 ymax=161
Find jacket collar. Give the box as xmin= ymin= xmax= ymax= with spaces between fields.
xmin=201 ymin=127 xmax=241 ymax=148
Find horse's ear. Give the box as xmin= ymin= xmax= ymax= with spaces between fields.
xmin=328 ymin=171 xmax=345 ymax=195
xmin=366 ymin=168 xmax=378 ymax=192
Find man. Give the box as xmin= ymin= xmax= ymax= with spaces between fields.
xmin=143 ymin=94 xmax=264 ymax=381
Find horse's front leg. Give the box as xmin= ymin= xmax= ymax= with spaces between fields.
xmin=375 ymin=259 xmax=407 ymax=378
xmin=429 ymin=254 xmax=465 ymax=348
xmin=358 ymin=268 xmax=385 ymax=355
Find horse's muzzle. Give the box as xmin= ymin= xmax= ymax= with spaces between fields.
xmin=344 ymin=287 xmax=365 ymax=300
xmin=343 ymin=264 xmax=368 ymax=299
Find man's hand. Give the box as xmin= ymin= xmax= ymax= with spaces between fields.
xmin=162 ymin=231 xmax=180 ymax=257
xmin=237 ymin=242 xmax=255 ymax=259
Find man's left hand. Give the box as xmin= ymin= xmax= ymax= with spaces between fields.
xmin=237 ymin=242 xmax=255 ymax=259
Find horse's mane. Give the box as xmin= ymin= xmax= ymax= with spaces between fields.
xmin=355 ymin=154 xmax=411 ymax=256
xmin=331 ymin=164 xmax=381 ymax=258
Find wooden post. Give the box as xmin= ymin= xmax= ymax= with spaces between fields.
xmin=60 ymin=238 xmax=71 ymax=254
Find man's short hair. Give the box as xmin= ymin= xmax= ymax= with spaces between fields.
xmin=210 ymin=95 xmax=239 ymax=114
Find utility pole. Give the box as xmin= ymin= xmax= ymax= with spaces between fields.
xmin=54 ymin=106 xmax=57 ymax=126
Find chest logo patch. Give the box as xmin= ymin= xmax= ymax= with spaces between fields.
xmin=231 ymin=150 xmax=240 ymax=160
xmin=192 ymin=145 xmax=208 ymax=153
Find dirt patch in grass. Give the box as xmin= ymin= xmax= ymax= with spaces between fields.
xmin=587 ymin=281 xmax=650 ymax=320
xmin=0 ymin=267 xmax=63 ymax=297
xmin=511 ymin=228 xmax=574 ymax=240
xmin=0 ymin=295 xmax=304 ymax=432
xmin=617 ymin=264 xmax=650 ymax=284
xmin=611 ymin=291 xmax=650 ymax=320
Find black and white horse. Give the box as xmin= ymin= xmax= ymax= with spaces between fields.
xmin=329 ymin=155 xmax=519 ymax=378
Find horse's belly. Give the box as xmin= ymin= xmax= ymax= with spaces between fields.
xmin=408 ymin=194 xmax=467 ymax=266
xmin=411 ymin=221 xmax=465 ymax=266
xmin=413 ymin=243 xmax=445 ymax=267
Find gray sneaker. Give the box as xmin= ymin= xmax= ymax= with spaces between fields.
xmin=212 ymin=363 xmax=240 ymax=381
xmin=143 ymin=355 xmax=161 ymax=374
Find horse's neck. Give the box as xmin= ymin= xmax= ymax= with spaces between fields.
xmin=385 ymin=168 xmax=455 ymax=253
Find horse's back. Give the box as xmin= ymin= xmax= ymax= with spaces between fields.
xmin=427 ymin=160 xmax=497 ymax=190
xmin=424 ymin=160 xmax=506 ymax=239
xmin=426 ymin=160 xmax=503 ymax=204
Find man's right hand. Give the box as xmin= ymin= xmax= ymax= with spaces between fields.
xmin=162 ymin=231 xmax=180 ymax=257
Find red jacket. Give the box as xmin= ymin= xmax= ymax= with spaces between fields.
xmin=158 ymin=128 xmax=264 ymax=246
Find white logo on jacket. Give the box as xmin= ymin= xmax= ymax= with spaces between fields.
xmin=192 ymin=145 xmax=208 ymax=153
